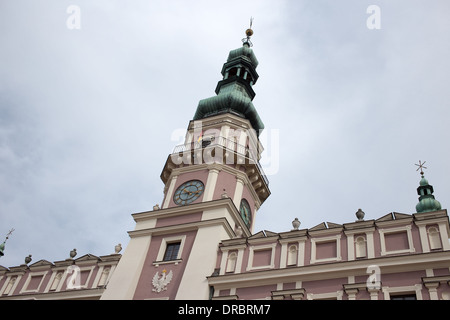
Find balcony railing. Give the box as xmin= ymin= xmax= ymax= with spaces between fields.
xmin=172 ymin=136 xmax=269 ymax=187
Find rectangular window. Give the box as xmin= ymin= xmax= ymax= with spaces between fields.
xmin=390 ymin=294 xmax=416 ymax=300
xmin=252 ymin=249 xmax=272 ymax=268
xmin=385 ymin=231 xmax=409 ymax=252
xmin=316 ymin=241 xmax=337 ymax=260
xmin=163 ymin=242 xmax=181 ymax=261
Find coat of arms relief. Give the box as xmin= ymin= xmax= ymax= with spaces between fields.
xmin=152 ymin=269 xmax=173 ymax=293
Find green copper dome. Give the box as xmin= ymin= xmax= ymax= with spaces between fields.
xmin=419 ymin=177 xmax=429 ymax=186
xmin=416 ymin=175 xmax=442 ymax=213
xmin=227 ymin=45 xmax=259 ymax=67
xmin=193 ymin=42 xmax=264 ymax=134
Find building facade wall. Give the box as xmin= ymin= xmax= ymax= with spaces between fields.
xmin=209 ymin=210 xmax=450 ymax=300
xmin=0 ymin=254 xmax=120 ymax=300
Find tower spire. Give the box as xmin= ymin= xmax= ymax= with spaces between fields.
xmin=193 ymin=19 xmax=264 ymax=134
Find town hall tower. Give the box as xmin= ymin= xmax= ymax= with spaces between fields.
xmin=101 ymin=26 xmax=270 ymax=300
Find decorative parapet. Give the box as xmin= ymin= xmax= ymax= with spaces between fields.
xmin=0 ymin=253 xmax=121 ymax=300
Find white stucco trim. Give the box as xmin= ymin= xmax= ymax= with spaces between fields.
xmin=155 ymin=235 xmax=186 ymax=263
xmin=382 ymin=284 xmax=423 ymax=300
xmin=19 ymin=271 xmax=48 ymax=294
xmin=307 ymin=290 xmax=343 ymax=300
xmin=163 ymin=174 xmax=178 ymax=209
xmin=203 ymin=167 xmax=220 ymax=202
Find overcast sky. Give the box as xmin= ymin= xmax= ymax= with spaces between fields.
xmin=1 ymin=0 xmax=449 ymax=267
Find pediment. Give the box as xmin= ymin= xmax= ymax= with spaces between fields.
xmin=326 ymin=222 xmax=342 ymax=229
xmin=29 ymin=259 xmax=54 ymax=268
xmin=75 ymin=254 xmax=100 ymax=263
xmin=248 ymin=230 xmax=266 ymax=239
xmin=309 ymin=222 xmax=327 ymax=231
xmin=393 ymin=212 xmax=412 ymax=220
xmin=0 ymin=265 xmax=9 ymax=272
xmin=376 ymin=213 xmax=394 ymax=221
xmin=248 ymin=230 xmax=278 ymax=240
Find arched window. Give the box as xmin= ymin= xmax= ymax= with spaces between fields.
xmin=287 ymin=244 xmax=298 ymax=266
xmin=228 ymin=67 xmax=238 ymax=78
xmin=226 ymin=252 xmax=237 ymax=273
xmin=428 ymin=227 xmax=442 ymax=250
xmin=355 ymin=236 xmax=367 ymax=258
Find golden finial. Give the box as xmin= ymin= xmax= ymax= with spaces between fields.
xmin=246 ymin=17 xmax=254 ymax=36
xmin=242 ymin=17 xmax=254 ymax=47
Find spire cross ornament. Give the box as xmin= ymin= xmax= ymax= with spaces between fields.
xmin=415 ymin=160 xmax=427 ymax=176
xmin=3 ymin=228 xmax=15 ymax=242
xmin=0 ymin=228 xmax=14 ymax=257
xmin=6 ymin=228 xmax=15 ymax=238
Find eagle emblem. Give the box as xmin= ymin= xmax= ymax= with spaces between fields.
xmin=152 ymin=269 xmax=173 ymax=293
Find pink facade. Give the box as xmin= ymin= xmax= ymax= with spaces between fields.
xmin=133 ymin=230 xmax=198 ymax=300
xmin=212 ymin=169 xmax=238 ymax=200
xmin=209 ymin=210 xmax=450 ymax=300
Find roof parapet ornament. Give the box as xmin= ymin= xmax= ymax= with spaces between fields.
xmin=355 ymin=209 xmax=365 ymax=221
xmin=242 ymin=17 xmax=254 ymax=47
xmin=292 ymin=217 xmax=301 ymax=230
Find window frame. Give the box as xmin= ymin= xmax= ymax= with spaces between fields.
xmin=154 ymin=235 xmax=186 ymax=266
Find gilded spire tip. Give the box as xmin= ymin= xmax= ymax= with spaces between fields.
xmin=242 ymin=17 xmax=254 ymax=47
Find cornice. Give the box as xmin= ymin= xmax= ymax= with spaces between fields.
xmin=308 ymin=226 xmax=343 ymax=237
xmin=220 ymin=237 xmax=247 ymax=247
xmin=5 ymin=265 xmax=28 ymax=276
xmin=128 ymin=217 xmax=236 ymax=240
xmin=344 ymin=226 xmax=376 ymax=235
xmin=162 ymin=159 xmax=266 ymax=207
xmin=247 ymin=235 xmax=279 ymax=245
xmin=219 ymin=243 xmax=248 ymax=251
xmin=208 ymin=250 xmax=450 ymax=288
xmin=133 ymin=198 xmax=237 ymax=221
xmin=376 ymin=217 xmax=414 ymax=228
xmin=188 ymin=113 xmax=253 ymax=134
xmin=0 ymin=287 xmax=105 ymax=300
xmin=133 ymin=197 xmax=252 ymax=237
xmin=343 ymin=220 xmax=376 ymax=231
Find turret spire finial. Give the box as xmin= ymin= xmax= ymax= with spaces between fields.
xmin=0 ymin=228 xmax=15 ymax=257
xmin=415 ymin=160 xmax=427 ymax=177
xmin=242 ymin=17 xmax=254 ymax=47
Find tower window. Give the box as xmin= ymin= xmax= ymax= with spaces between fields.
xmin=228 ymin=67 xmax=238 ymax=77
xmin=163 ymin=242 xmax=181 ymax=261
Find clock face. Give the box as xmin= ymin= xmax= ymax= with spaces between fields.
xmin=173 ymin=180 xmax=205 ymax=206
xmin=239 ymin=199 xmax=252 ymax=227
